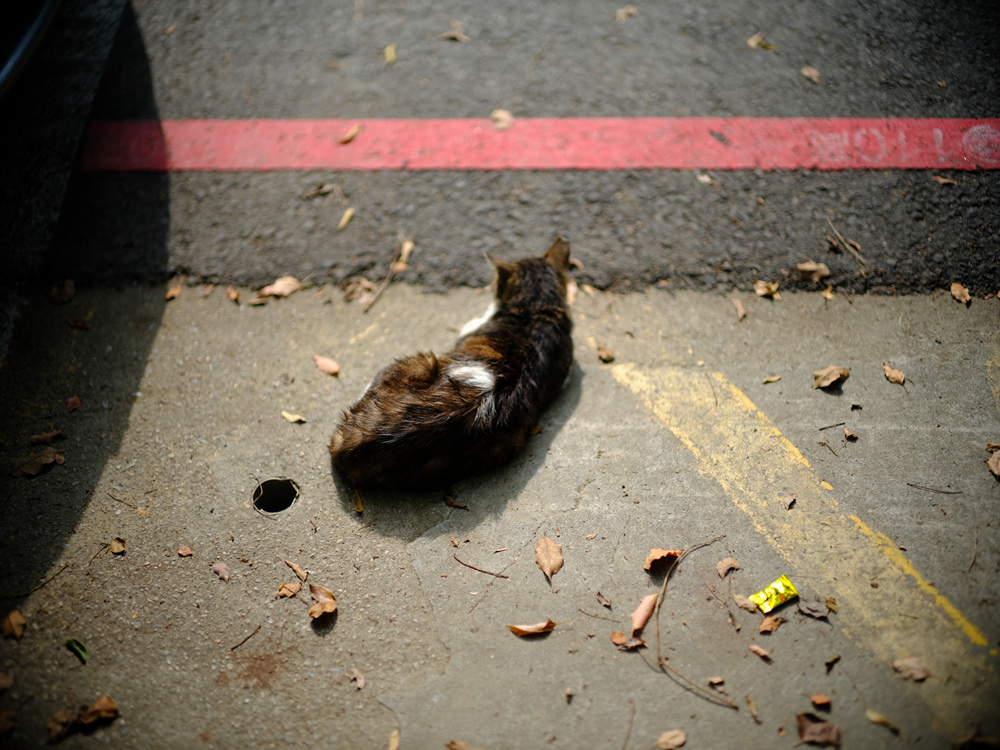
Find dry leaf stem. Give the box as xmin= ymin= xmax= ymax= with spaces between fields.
xmin=1 ymin=563 xmax=68 ymax=599
xmin=363 ymin=240 xmax=403 ymax=313
xmin=453 ymin=554 xmax=509 ymax=579
xmin=619 ymin=699 xmax=635 ymax=750
xmin=905 ymin=482 xmax=962 ymax=495
xmin=648 ymin=535 xmax=737 ymax=709
xmin=969 ymin=527 xmax=978 ymax=572
xmin=230 ymin=624 xmax=261 ymax=651
xmin=578 ymin=608 xmax=618 ymax=623
xmin=818 ymin=422 xmax=845 ymax=431
xmin=826 ymin=217 xmax=872 ymax=273
xmin=106 ymin=491 xmax=136 ymax=509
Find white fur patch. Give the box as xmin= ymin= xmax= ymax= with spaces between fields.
xmin=459 ymin=300 xmax=497 ymax=337
xmin=447 ymin=363 xmax=495 ymax=392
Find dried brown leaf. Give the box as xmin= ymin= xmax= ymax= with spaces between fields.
xmin=759 ymin=615 xmax=785 ymax=633
xmin=644 ymin=548 xmax=682 ymax=571
xmin=749 ymin=644 xmax=772 ymax=661
xmin=797 ymin=601 xmax=829 ymax=619
xmin=782 ymin=493 xmax=796 ymax=510
xmin=383 ymin=44 xmax=396 ymax=64
xmin=176 ymin=545 xmax=192 ymax=558
xmin=754 ymin=279 xmax=780 ymax=299
xmin=535 ymin=536 xmax=563 ymax=582
xmin=883 ymin=364 xmax=905 ymax=385
xmin=796 ymin=261 xmax=831 ymax=282
xmin=339 ymin=124 xmax=363 ymax=144
xmin=732 ymin=298 xmax=746 ymax=321
xmin=281 ymin=410 xmax=306 ymax=423
xmin=596 ymin=591 xmax=612 ymax=609
xmin=67 ymin=395 xmax=82 ymax=412
xmin=813 ymin=365 xmax=850 ymax=389
xmin=811 ymin=693 xmax=832 ymax=708
xmin=630 ymin=593 xmax=658 ymax=637
xmin=446 ymin=742 xmax=485 ymax=750
xmin=716 ymin=557 xmax=740 ymax=579
xmin=46 ymin=707 xmax=79 ymax=743
xmin=277 ymin=582 xmax=302 ymax=598
xmin=1 ymin=611 xmax=26 ymax=640
xmin=285 ymin=560 xmax=308 ymax=581
xmin=337 ymin=207 xmax=355 ymax=231
xmin=844 ymin=427 xmax=859 ymax=440
xmin=30 ymin=430 xmax=63 ymax=445
xmin=615 ymin=5 xmax=638 ymax=23
xmin=308 ymin=583 xmax=338 ymax=618
xmin=801 ymin=65 xmax=821 ymax=83
xmin=259 ymin=276 xmax=303 ymax=298
xmin=79 ymin=695 xmax=119 ymax=725
xmin=596 ymin=342 xmax=615 ymax=363
xmin=349 ymin=668 xmax=366 ymax=689
xmin=989 ymin=449 xmax=1000 ymax=479
xmin=439 ymin=20 xmax=470 ymax=42
xmin=226 ymin=285 xmax=240 ymax=302
xmin=950 ymin=282 xmax=972 ymax=304
xmin=507 ymin=619 xmax=557 ymax=637
xmin=109 ymin=537 xmax=126 ymax=555
xmin=797 ymin=713 xmax=840 ymax=746
xmin=611 ymin=631 xmax=646 ymax=650
xmin=444 ymin=494 xmax=468 ymax=509
xmin=892 ymin=655 xmax=930 ymax=681
xmin=822 ymin=284 xmax=835 ymax=300
xmin=354 ymin=491 xmax=364 ymax=513
xmin=10 ymin=446 xmax=65 ymax=477
xmin=389 ymin=729 xmax=400 ymax=750
xmin=212 ymin=562 xmax=230 ymax=583
xmin=865 ymin=708 xmax=900 ymax=735
xmin=313 ymin=354 xmax=341 ymax=376
xmin=932 ymin=175 xmax=958 ymax=185
xmin=734 ymin=594 xmax=758 ymax=613
xmin=746 ymin=694 xmax=761 ymax=723
xmin=165 ymin=284 xmax=182 ymax=301
xmin=762 ymin=374 xmax=781 ymax=383
xmin=657 ymin=729 xmax=687 ymax=749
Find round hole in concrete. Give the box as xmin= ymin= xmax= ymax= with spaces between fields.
xmin=252 ymin=478 xmax=299 ymax=513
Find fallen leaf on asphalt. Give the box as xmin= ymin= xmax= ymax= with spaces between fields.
xmin=597 ymin=342 xmax=615 ymax=363
xmin=796 ymin=261 xmax=830 ymax=282
xmin=615 ymin=5 xmax=638 ymax=23
xmin=0 ymin=708 xmax=12 ymax=733
xmin=177 ymin=546 xmax=193 ymax=557
xmin=338 ymin=207 xmax=355 ymax=230
xmin=716 ymin=557 xmax=740 ymax=579
xmin=446 ymin=742 xmax=485 ymax=750
xmin=865 ymin=708 xmax=900 ymax=735
xmin=708 ymin=676 xmax=728 ymax=695
xmin=813 ymin=365 xmax=850 ymax=389
xmin=65 ymin=638 xmax=88 ymax=664
xmin=286 ymin=560 xmax=308 ymax=581
xmin=950 ymin=282 xmax=972 ymax=305
xmin=746 ymin=694 xmax=761 ymax=723
xmin=535 ymin=536 xmax=563 ymax=583
xmin=312 ymin=354 xmax=341 ymax=376
xmin=350 ymin=668 xmax=366 ymax=689
xmin=354 ymin=491 xmax=364 ymax=513
xmin=137 ymin=507 xmax=151 ymax=518
xmin=611 ymin=631 xmax=646 ymax=650
xmin=439 ymin=19 xmax=470 ymax=42
xmin=762 ymin=374 xmax=781 ymax=383
xmin=343 ymin=276 xmax=375 ymax=304
xmin=11 ymin=446 xmax=65 ymax=477
xmin=281 ymin=410 xmax=306 ymax=423
xmin=801 ymin=65 xmax=821 ymax=83
xmin=631 ymin=593 xmax=658 ymax=636
xmin=165 ymin=284 xmax=182 ymax=300
xmin=732 ymin=298 xmax=746 ymax=321
xmin=383 ymin=44 xmax=396 ymax=64
xmin=277 ymin=582 xmax=301 ymax=598
xmin=811 ymin=693 xmax=832 ymax=708
xmin=644 ymin=548 xmax=682 ymax=571
xmin=29 ymin=430 xmax=63 ymax=444
xmin=989 ymin=449 xmax=1000 ymax=478
xmin=759 ymin=615 xmax=785 ymax=633
xmin=749 ymin=644 xmax=772 ymax=661
xmin=782 ymin=493 xmax=796 ymax=510
xmin=50 ymin=279 xmax=75 ymax=303
xmin=797 ymin=713 xmax=840 ymax=746
xmin=797 ymin=601 xmax=829 ymax=619
xmin=754 ymin=279 xmax=780 ymax=299
xmin=825 ymin=654 xmax=841 ymax=672
xmin=586 ymin=533 xmax=598 ymax=540
xmin=46 ymin=708 xmax=79 ymax=743
xmin=844 ymin=427 xmax=859 ymax=440
xmin=389 ymin=729 xmax=400 ymax=750
xmin=734 ymin=594 xmax=758 ymax=613
xmin=883 ymin=364 xmax=905 ymax=385
xmin=212 ymin=562 xmax=230 ymax=583
xmin=822 ymin=285 xmax=835 ymax=300
xmin=260 ymin=276 xmax=302 ymax=298
xmin=508 ymin=619 xmax=557 ymax=637
xmin=47 ymin=695 xmax=120 ymax=742
xmin=339 ymin=124 xmax=362 ymax=144
xmin=657 ymin=729 xmax=687 ymax=749
xmin=825 ymin=597 xmax=838 ymax=614
xmin=308 ymin=583 xmax=338 ymax=618
xmin=932 ymin=175 xmax=958 ymax=185
xmin=490 ymin=109 xmax=514 ymax=131
xmin=109 ymin=538 xmax=126 ymax=555
xmin=67 ymin=395 xmax=82 ymax=412
xmin=226 ymin=286 xmax=240 ymax=303
xmin=444 ymin=494 xmax=468 ymax=510
xmin=596 ymin=591 xmax=612 ymax=608
xmin=892 ymin=656 xmax=930 ymax=681
xmin=1 ymin=611 xmax=26 ymax=640
xmin=746 ymin=32 xmax=775 ymax=50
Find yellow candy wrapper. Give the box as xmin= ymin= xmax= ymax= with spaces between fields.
xmin=749 ymin=574 xmax=799 ymax=614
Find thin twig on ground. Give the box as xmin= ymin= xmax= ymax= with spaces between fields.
xmin=906 ymin=483 xmax=962 ymax=495
xmin=453 ymin=554 xmax=509 ymax=579
xmin=827 ymin=217 xmax=872 ymax=273
xmin=363 ymin=239 xmax=403 ymax=313
xmin=231 ymin=624 xmax=261 ymax=651
xmin=107 ymin=491 xmax=136 ymax=509
xmin=620 ymin=699 xmax=635 ymax=750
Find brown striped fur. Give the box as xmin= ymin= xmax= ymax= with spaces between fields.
xmin=329 ymin=237 xmax=574 ymax=490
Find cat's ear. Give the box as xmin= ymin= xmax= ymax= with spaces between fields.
xmin=486 ymin=252 xmax=517 ymax=294
xmin=543 ymin=236 xmax=571 ymax=272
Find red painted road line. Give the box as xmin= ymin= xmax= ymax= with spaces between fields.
xmin=81 ymin=118 xmax=1000 ymax=172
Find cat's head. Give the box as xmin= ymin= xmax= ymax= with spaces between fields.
xmin=488 ymin=236 xmax=571 ymax=306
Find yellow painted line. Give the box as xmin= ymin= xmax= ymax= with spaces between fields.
xmin=612 ymin=362 xmax=995 ymax=733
